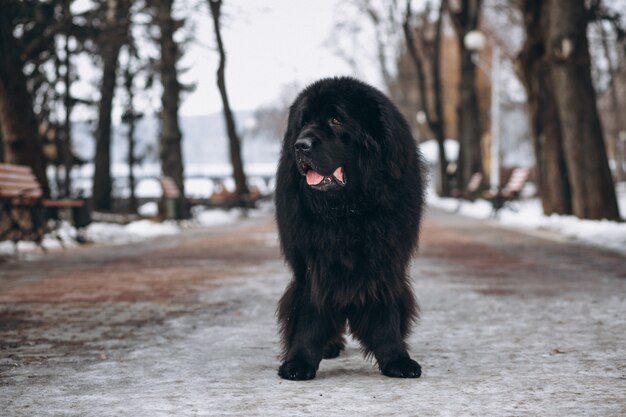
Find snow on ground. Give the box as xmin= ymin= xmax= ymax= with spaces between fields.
xmin=86 ymin=220 xmax=181 ymax=245
xmin=192 ymin=207 xmax=242 ymax=227
xmin=0 ymin=207 xmax=243 ymax=257
xmin=420 ymin=139 xmax=460 ymax=163
xmin=428 ymin=183 xmax=626 ymax=254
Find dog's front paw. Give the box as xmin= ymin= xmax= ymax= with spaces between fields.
xmin=381 ymin=357 xmax=421 ymax=378
xmin=278 ymin=358 xmax=317 ymax=380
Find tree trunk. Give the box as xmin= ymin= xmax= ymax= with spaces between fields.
xmin=599 ymin=23 xmax=625 ymax=183
xmin=362 ymin=3 xmax=394 ymax=91
xmin=92 ymin=42 xmax=121 ymax=211
xmin=0 ymin=9 xmax=49 ymax=195
xmin=209 ymin=0 xmax=250 ymax=201
xmin=155 ymin=0 xmax=188 ymax=218
xmin=431 ymin=0 xmax=448 ymax=196
xmin=92 ymin=0 xmax=128 ymax=211
xmin=456 ymin=36 xmax=483 ymax=188
xmin=402 ymin=0 xmax=449 ymax=196
xmin=526 ymin=64 xmax=572 ymax=215
xmin=516 ymin=0 xmax=572 ymax=215
xmin=546 ymin=0 xmax=620 ymax=220
xmin=124 ymin=65 xmax=138 ymax=215
xmin=63 ymin=30 xmax=73 ymax=198
xmin=447 ymin=0 xmax=484 ymax=189
xmin=0 ymin=123 xmax=4 ymax=162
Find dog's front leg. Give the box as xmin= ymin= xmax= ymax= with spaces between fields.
xmin=278 ymin=288 xmax=343 ymax=380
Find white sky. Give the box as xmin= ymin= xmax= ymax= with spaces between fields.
xmin=66 ymin=0 xmax=382 ymax=122
xmin=177 ymin=0 xmax=381 ymax=117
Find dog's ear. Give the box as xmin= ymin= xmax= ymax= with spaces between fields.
xmin=277 ymin=97 xmax=305 ymax=184
xmin=377 ymin=103 xmax=411 ymax=179
xmin=283 ymin=97 xmax=304 ymax=147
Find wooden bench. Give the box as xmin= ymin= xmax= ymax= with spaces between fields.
xmin=483 ymin=167 xmax=531 ymax=216
xmin=451 ymin=172 xmax=484 ymax=200
xmin=158 ymin=176 xmax=183 ymax=220
xmin=0 ymin=163 xmax=89 ymax=250
xmin=450 ymin=172 xmax=483 ymax=212
xmin=209 ymin=182 xmax=262 ymax=208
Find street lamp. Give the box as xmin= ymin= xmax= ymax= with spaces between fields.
xmin=464 ymin=30 xmax=501 ymax=193
xmin=415 ymin=110 xmax=427 ymax=125
xmin=618 ymin=131 xmax=626 ymax=182
xmin=464 ymin=30 xmax=487 ymax=51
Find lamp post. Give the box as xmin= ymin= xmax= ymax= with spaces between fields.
xmin=618 ymin=131 xmax=626 ymax=182
xmin=464 ymin=30 xmax=501 ymax=193
xmin=415 ymin=110 xmax=427 ymax=126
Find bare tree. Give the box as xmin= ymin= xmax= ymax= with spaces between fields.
xmin=403 ymin=0 xmax=449 ymax=196
xmin=59 ymin=0 xmax=74 ymax=198
xmin=93 ymin=0 xmax=131 ymax=211
xmin=355 ymin=0 xmax=401 ymax=91
xmin=0 ymin=124 xmax=4 ymax=162
xmin=208 ymin=0 xmax=250 ymax=201
xmin=153 ymin=0 xmax=189 ymax=218
xmin=0 ymin=4 xmax=49 ymax=195
xmin=545 ymin=0 xmax=620 ymax=220
xmin=330 ymin=1 xmax=403 ymax=90
xmin=14 ymin=1 xmax=95 ymax=199
xmin=445 ymin=0 xmax=484 ymax=189
xmin=332 ymin=1 xmax=428 ymax=136
xmin=516 ymin=0 xmax=572 ymax=215
xmin=122 ymin=44 xmax=141 ymax=215
xmin=596 ymin=17 xmax=625 ymax=183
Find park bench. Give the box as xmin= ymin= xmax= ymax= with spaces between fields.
xmin=209 ymin=182 xmax=262 ymax=208
xmin=158 ymin=176 xmax=265 ymax=219
xmin=483 ymin=167 xmax=531 ymax=216
xmin=451 ymin=172 xmax=484 ymax=200
xmin=450 ymin=172 xmax=483 ymax=211
xmin=0 ymin=163 xmax=90 ymax=250
xmin=158 ymin=176 xmax=184 ymax=220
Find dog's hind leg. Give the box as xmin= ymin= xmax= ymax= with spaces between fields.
xmin=349 ymin=303 xmax=421 ymax=378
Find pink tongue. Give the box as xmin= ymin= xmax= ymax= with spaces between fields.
xmin=333 ymin=167 xmax=345 ymax=184
xmin=306 ymin=170 xmax=325 ymax=186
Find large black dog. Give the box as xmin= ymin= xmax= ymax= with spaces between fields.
xmin=275 ymin=77 xmax=425 ymax=380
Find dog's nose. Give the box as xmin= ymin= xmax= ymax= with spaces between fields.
xmin=294 ymin=137 xmax=312 ymax=152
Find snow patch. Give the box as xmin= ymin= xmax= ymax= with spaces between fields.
xmin=1 ymin=207 xmax=248 ymax=257
xmin=420 ymin=139 xmax=459 ymax=163
xmin=428 ymin=186 xmax=626 ymax=254
xmin=86 ymin=220 xmax=180 ymax=245
xmin=193 ymin=208 xmax=239 ymax=227
xmin=137 ymin=202 xmax=159 ymax=217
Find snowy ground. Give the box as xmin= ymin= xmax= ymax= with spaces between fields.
xmin=0 ymin=207 xmax=247 ymax=258
xmin=428 ymin=182 xmax=626 ymax=255
xmin=1 ymin=209 xmax=625 ymax=416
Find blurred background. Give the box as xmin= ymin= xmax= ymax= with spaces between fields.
xmin=2 ymin=3 xmax=626 ymax=412
xmin=1 ymin=0 xmax=624 ymax=227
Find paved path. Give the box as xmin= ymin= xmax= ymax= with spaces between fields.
xmin=1 ymin=208 xmax=625 ymax=416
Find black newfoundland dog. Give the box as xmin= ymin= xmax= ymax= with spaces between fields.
xmin=275 ymin=77 xmax=425 ymax=380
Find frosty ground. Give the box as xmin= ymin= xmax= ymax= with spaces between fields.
xmin=428 ymin=182 xmax=626 ymax=255
xmin=1 ymin=208 xmax=625 ymax=416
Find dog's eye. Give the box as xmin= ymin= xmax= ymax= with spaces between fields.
xmin=330 ymin=117 xmax=342 ymax=126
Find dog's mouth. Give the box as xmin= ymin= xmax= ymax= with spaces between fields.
xmin=298 ymin=159 xmax=347 ymax=191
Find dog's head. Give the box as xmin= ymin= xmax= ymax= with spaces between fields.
xmin=282 ymin=77 xmax=413 ymax=196
xmin=291 ymin=101 xmax=352 ymax=192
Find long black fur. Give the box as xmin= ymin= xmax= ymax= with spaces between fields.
xmin=275 ymin=77 xmax=425 ymax=380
